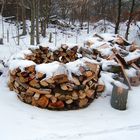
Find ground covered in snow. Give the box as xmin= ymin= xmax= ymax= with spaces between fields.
xmin=0 ymin=20 xmax=140 ymax=140
xmin=1 ymin=74 xmax=140 ymax=140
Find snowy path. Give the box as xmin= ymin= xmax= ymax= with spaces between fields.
xmin=0 ymin=75 xmax=140 ymax=140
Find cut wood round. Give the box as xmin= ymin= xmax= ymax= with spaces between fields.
xmin=110 ymin=83 xmax=129 ymax=110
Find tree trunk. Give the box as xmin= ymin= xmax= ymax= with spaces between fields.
xmin=41 ymin=0 xmax=49 ymax=37
xmin=125 ymin=0 xmax=135 ymax=40
xmin=16 ymin=0 xmax=20 ymax=45
xmin=36 ymin=0 xmax=40 ymax=44
xmin=30 ymin=0 xmax=35 ymax=45
xmin=115 ymin=0 xmax=122 ymax=34
xmin=0 ymin=0 xmax=5 ymax=42
xmin=111 ymin=83 xmax=128 ymax=110
xmin=21 ymin=0 xmax=27 ymax=35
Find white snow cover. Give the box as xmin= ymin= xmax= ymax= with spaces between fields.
xmin=9 ymin=59 xmax=36 ymax=71
xmin=90 ymin=41 xmax=107 ymax=49
xmin=101 ymin=59 xmax=119 ymax=71
xmin=39 ymin=42 xmax=60 ymax=51
xmin=125 ymin=67 xmax=137 ymax=78
xmin=124 ymin=49 xmax=140 ymax=62
xmin=63 ymin=43 xmax=79 ymax=50
xmin=10 ymin=50 xmax=33 ymax=60
xmin=36 ymin=62 xmax=67 ymax=79
xmin=29 ymin=45 xmax=39 ymax=50
xmin=100 ymin=71 xmax=128 ymax=96
xmin=98 ymin=33 xmax=116 ymax=41
xmin=39 ymin=42 xmax=79 ymax=52
xmin=84 ymin=36 xmax=101 ymax=45
xmin=66 ymin=57 xmax=99 ymax=76
xmin=0 ymin=63 xmax=4 ymax=71
xmin=84 ymin=38 xmax=113 ymax=57
xmin=66 ymin=59 xmax=85 ymax=76
xmin=99 ymin=47 xmax=113 ymax=57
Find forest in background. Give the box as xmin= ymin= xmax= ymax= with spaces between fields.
xmin=0 ymin=0 xmax=140 ymax=45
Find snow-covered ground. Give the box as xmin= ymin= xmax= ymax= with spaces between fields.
xmin=1 ymin=74 xmax=140 ymax=140
xmin=0 ymin=20 xmax=140 ymax=140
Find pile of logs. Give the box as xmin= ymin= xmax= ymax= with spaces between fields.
xmin=81 ymin=34 xmax=140 ymax=88
xmin=8 ymin=33 xmax=140 ymax=111
xmin=8 ymin=58 xmax=104 ymax=110
xmin=26 ymin=44 xmax=78 ymax=64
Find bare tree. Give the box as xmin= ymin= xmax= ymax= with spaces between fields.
xmin=16 ymin=0 xmax=20 ymax=45
xmin=0 ymin=0 xmax=5 ymax=44
xmin=40 ymin=0 xmax=51 ymax=37
xmin=21 ymin=0 xmax=27 ymax=35
xmin=125 ymin=0 xmax=135 ymax=39
xmin=35 ymin=0 xmax=40 ymax=44
xmin=115 ymin=0 xmax=122 ymax=34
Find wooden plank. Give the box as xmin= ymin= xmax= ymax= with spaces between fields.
xmin=131 ymin=63 xmax=140 ymax=70
xmin=114 ymin=56 xmax=131 ymax=90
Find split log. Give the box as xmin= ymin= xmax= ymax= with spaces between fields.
xmin=72 ymin=91 xmax=79 ymax=100
xmin=50 ymin=96 xmax=57 ymax=103
xmin=129 ymin=76 xmax=140 ymax=86
xmin=66 ymin=99 xmax=73 ymax=104
xmin=53 ymin=74 xmax=68 ymax=84
xmin=48 ymin=101 xmax=64 ymax=109
xmin=86 ymin=89 xmax=95 ymax=98
xmin=36 ymin=72 xmax=46 ymax=79
xmin=79 ymin=98 xmax=89 ymax=108
xmin=37 ymin=96 xmax=49 ymax=108
xmin=79 ymin=91 xmax=86 ymax=99
xmin=8 ymin=81 xmax=14 ymax=91
xmin=25 ymin=65 xmax=35 ymax=73
xmin=24 ymin=95 xmax=32 ymax=104
xmin=26 ymin=87 xmax=52 ymax=95
xmin=33 ymin=93 xmax=40 ymax=100
xmin=15 ymin=77 xmax=28 ymax=89
xmin=96 ymin=83 xmax=105 ymax=93
xmin=29 ymin=79 xmax=40 ymax=88
xmin=19 ymin=76 xmax=28 ymax=83
xmin=40 ymin=79 xmax=49 ymax=87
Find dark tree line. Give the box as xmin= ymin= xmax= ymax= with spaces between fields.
xmin=0 ymin=0 xmax=140 ymax=45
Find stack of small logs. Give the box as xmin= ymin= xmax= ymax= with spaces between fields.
xmin=8 ymin=44 xmax=104 ymax=110
xmin=26 ymin=44 xmax=78 ymax=64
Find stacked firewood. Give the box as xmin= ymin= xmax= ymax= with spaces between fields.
xmin=80 ymin=34 xmax=140 ymax=89
xmin=26 ymin=44 xmax=78 ymax=64
xmin=8 ymin=58 xmax=104 ymax=110
xmin=8 ymin=34 xmax=140 ymax=110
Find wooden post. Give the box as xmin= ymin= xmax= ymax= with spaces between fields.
xmin=0 ymin=38 xmax=3 ymax=44
xmin=7 ymin=29 xmax=9 ymax=42
xmin=111 ymin=83 xmax=129 ymax=110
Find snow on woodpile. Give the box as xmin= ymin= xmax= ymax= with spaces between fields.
xmin=79 ymin=33 xmax=140 ymax=91
xmin=8 ymin=43 xmax=103 ymax=110
xmin=8 ymin=33 xmax=140 ymax=110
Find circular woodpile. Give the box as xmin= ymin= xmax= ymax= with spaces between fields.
xmin=8 ymin=44 xmax=104 ymax=110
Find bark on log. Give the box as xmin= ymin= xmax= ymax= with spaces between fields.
xmin=111 ymin=83 xmax=128 ymax=110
